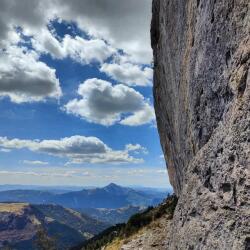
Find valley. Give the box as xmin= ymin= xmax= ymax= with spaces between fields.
xmin=0 ymin=183 xmax=170 ymax=249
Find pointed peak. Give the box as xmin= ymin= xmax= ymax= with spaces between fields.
xmin=105 ymin=183 xmax=120 ymax=189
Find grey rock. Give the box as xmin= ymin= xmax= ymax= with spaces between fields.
xmin=151 ymin=0 xmax=250 ymax=249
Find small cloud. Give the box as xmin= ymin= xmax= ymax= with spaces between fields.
xmin=125 ymin=144 xmax=148 ymax=154
xmin=0 ymin=148 xmax=11 ymax=153
xmin=156 ymin=169 xmax=167 ymax=174
xmin=127 ymin=168 xmax=167 ymax=175
xmin=23 ymin=160 xmax=49 ymax=165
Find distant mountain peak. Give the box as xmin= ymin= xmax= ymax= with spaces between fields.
xmin=104 ymin=183 xmax=127 ymax=192
xmin=0 ymin=184 xmax=166 ymax=209
xmin=106 ymin=183 xmax=121 ymax=188
xmin=101 ymin=183 xmax=129 ymax=196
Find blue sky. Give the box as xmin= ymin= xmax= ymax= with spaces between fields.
xmin=0 ymin=0 xmax=171 ymax=188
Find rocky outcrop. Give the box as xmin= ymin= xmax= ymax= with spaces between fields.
xmin=151 ymin=0 xmax=250 ymax=249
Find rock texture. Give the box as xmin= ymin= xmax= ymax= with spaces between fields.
xmin=151 ymin=0 xmax=250 ymax=249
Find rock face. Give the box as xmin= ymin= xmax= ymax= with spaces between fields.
xmin=151 ymin=0 xmax=249 ymax=249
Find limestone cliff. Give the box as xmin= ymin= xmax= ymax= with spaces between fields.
xmin=151 ymin=0 xmax=250 ymax=249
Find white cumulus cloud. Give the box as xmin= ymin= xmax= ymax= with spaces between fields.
xmin=32 ymin=31 xmax=115 ymax=64
xmin=64 ymin=78 xmax=155 ymax=126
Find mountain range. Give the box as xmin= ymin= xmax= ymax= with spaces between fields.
xmin=0 ymin=183 xmax=167 ymax=209
xmin=0 ymin=183 xmax=169 ymax=249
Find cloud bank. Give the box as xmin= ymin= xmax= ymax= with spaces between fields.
xmin=0 ymin=136 xmax=146 ymax=164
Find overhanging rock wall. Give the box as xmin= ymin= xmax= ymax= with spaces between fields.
xmin=151 ymin=0 xmax=249 ymax=249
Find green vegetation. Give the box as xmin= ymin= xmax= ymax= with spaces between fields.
xmin=79 ymin=206 xmax=144 ymax=225
xmin=33 ymin=227 xmax=57 ymax=250
xmin=123 ymin=206 xmax=153 ymax=237
xmin=73 ymin=224 xmax=125 ymax=250
xmin=34 ymin=204 xmax=108 ymax=236
xmin=73 ymin=195 xmax=178 ymax=250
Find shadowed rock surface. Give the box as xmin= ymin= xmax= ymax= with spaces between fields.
xmin=151 ymin=0 xmax=249 ymax=249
